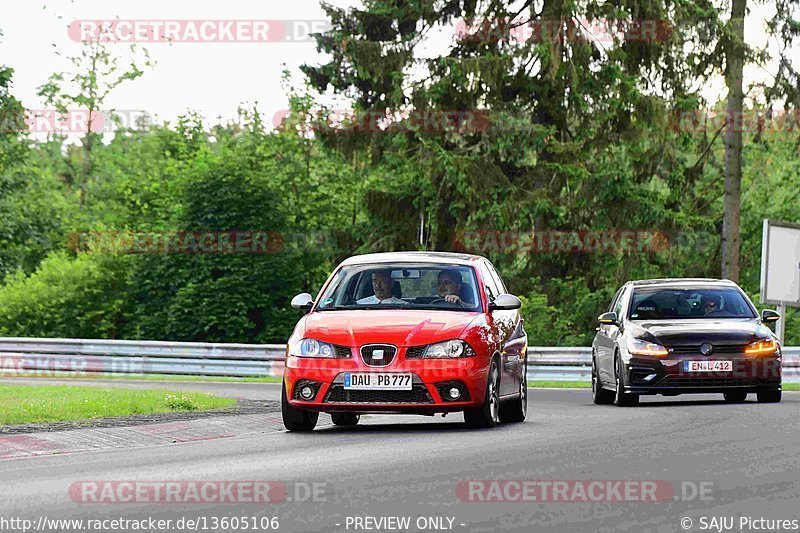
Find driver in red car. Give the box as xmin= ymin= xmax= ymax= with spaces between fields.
xmin=438 ymin=269 xmax=467 ymax=306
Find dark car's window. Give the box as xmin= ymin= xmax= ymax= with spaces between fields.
xmin=613 ymin=287 xmax=627 ymax=317
xmin=607 ymin=287 xmax=624 ymax=313
xmin=628 ymin=287 xmax=757 ymax=320
xmin=315 ymin=263 xmax=481 ymax=312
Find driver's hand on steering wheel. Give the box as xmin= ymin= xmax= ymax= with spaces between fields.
xmin=444 ymin=294 xmax=463 ymax=305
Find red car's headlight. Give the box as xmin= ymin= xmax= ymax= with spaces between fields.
xmin=423 ymin=340 xmax=476 ymax=358
xmin=289 ymin=338 xmax=337 ymax=358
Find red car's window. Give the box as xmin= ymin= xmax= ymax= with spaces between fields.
xmin=315 ymin=264 xmax=481 ymax=312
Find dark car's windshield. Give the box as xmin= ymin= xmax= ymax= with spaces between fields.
xmin=315 ymin=263 xmax=481 ymax=312
xmin=628 ymin=287 xmax=756 ymax=320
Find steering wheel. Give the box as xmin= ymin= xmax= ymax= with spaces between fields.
xmin=429 ymin=297 xmax=448 ymax=304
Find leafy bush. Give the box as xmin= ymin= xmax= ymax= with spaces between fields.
xmin=0 ymin=252 xmax=131 ymax=338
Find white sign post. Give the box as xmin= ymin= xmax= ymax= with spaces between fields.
xmin=760 ymin=219 xmax=800 ymax=346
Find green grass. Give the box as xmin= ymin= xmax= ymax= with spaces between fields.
xmin=0 ymin=372 xmax=282 ymax=383
xmin=528 ymin=380 xmax=590 ymax=388
xmin=0 ymin=384 xmax=236 ymax=425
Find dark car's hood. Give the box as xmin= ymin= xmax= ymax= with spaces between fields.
xmin=627 ymin=319 xmax=771 ymax=346
xmin=299 ymin=309 xmax=480 ymax=347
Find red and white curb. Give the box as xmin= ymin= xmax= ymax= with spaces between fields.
xmin=0 ymin=412 xmax=291 ymax=460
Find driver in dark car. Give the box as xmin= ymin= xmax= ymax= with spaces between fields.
xmin=700 ymin=293 xmax=722 ymax=315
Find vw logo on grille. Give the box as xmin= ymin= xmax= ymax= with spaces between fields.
xmin=700 ymin=342 xmax=714 ymax=356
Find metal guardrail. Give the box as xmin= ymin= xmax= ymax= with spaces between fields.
xmin=0 ymin=338 xmax=797 ymax=382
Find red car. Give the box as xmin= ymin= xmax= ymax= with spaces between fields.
xmin=282 ymin=252 xmax=528 ymax=431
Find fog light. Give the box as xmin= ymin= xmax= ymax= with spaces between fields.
xmin=300 ymin=385 xmax=314 ymax=400
xmin=449 ymin=387 xmax=461 ymax=400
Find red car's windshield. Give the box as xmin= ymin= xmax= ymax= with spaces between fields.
xmin=315 ymin=263 xmax=481 ymax=312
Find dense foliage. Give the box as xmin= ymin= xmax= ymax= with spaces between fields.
xmin=0 ymin=1 xmax=799 ymax=345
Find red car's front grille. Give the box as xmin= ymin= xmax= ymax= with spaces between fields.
xmin=333 ymin=345 xmax=352 ymax=358
xmin=323 ymin=384 xmax=434 ymax=404
xmin=404 ymin=346 xmax=426 ymax=359
xmin=360 ymin=344 xmax=397 ymax=367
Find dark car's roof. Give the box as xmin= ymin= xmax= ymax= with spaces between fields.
xmin=341 ymin=251 xmax=486 ymax=266
xmin=628 ymin=278 xmax=739 ymax=289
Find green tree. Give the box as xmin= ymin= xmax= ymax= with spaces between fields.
xmin=37 ymin=39 xmax=153 ymax=206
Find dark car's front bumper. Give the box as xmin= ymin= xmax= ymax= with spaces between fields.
xmin=623 ymin=356 xmax=782 ymax=395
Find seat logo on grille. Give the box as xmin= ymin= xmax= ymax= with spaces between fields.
xmin=372 ymin=349 xmax=384 ymax=360
xmin=700 ymin=343 xmax=713 ymax=356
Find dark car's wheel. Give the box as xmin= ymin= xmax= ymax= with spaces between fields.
xmin=592 ymin=355 xmax=614 ymax=405
xmin=723 ymin=390 xmax=748 ymax=403
xmin=614 ymin=355 xmax=639 ymax=407
xmin=464 ymin=360 xmax=500 ymax=428
xmin=282 ymin=381 xmax=319 ymax=432
xmin=499 ymin=369 xmax=527 ymax=423
xmin=330 ymin=413 xmax=360 ymax=426
xmin=757 ymin=388 xmax=782 ymax=403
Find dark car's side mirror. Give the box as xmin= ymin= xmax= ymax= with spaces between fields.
xmin=291 ymin=293 xmax=314 ymax=311
xmin=762 ymin=309 xmax=781 ymax=323
xmin=598 ymin=311 xmax=618 ymax=325
xmin=489 ymin=293 xmax=522 ymax=311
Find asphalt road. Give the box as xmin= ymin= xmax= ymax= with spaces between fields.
xmin=1 ymin=381 xmax=799 ymax=533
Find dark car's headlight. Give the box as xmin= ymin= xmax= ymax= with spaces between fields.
xmin=423 ymin=340 xmax=476 ymax=358
xmin=626 ymin=338 xmax=668 ymax=357
xmin=745 ymin=338 xmax=778 ymax=357
xmin=289 ymin=338 xmax=337 ymax=358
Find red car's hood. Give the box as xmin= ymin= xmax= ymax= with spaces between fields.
xmin=300 ymin=309 xmax=480 ymax=347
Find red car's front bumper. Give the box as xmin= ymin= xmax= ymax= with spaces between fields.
xmin=283 ymin=353 xmax=490 ymax=414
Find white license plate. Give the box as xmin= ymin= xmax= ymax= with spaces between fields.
xmin=343 ymin=373 xmax=412 ymax=390
xmin=684 ymin=360 xmax=733 ymax=372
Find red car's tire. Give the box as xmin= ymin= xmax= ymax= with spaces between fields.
xmin=282 ymin=381 xmax=319 ymax=432
xmin=330 ymin=413 xmax=360 ymax=426
xmin=464 ymin=360 xmax=500 ymax=428
xmin=499 ymin=368 xmax=527 ymax=423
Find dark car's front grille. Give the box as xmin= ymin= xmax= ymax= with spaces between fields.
xmin=656 ymin=376 xmax=771 ymax=388
xmin=360 ymin=344 xmax=397 ymax=366
xmin=669 ymin=344 xmax=747 ymax=356
xmin=334 ymin=345 xmax=352 ymax=358
xmin=324 ymin=384 xmax=434 ymax=404
xmin=404 ymin=346 xmax=426 ymax=359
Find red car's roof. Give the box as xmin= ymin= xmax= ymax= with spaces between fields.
xmin=340 ymin=251 xmax=486 ymax=266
